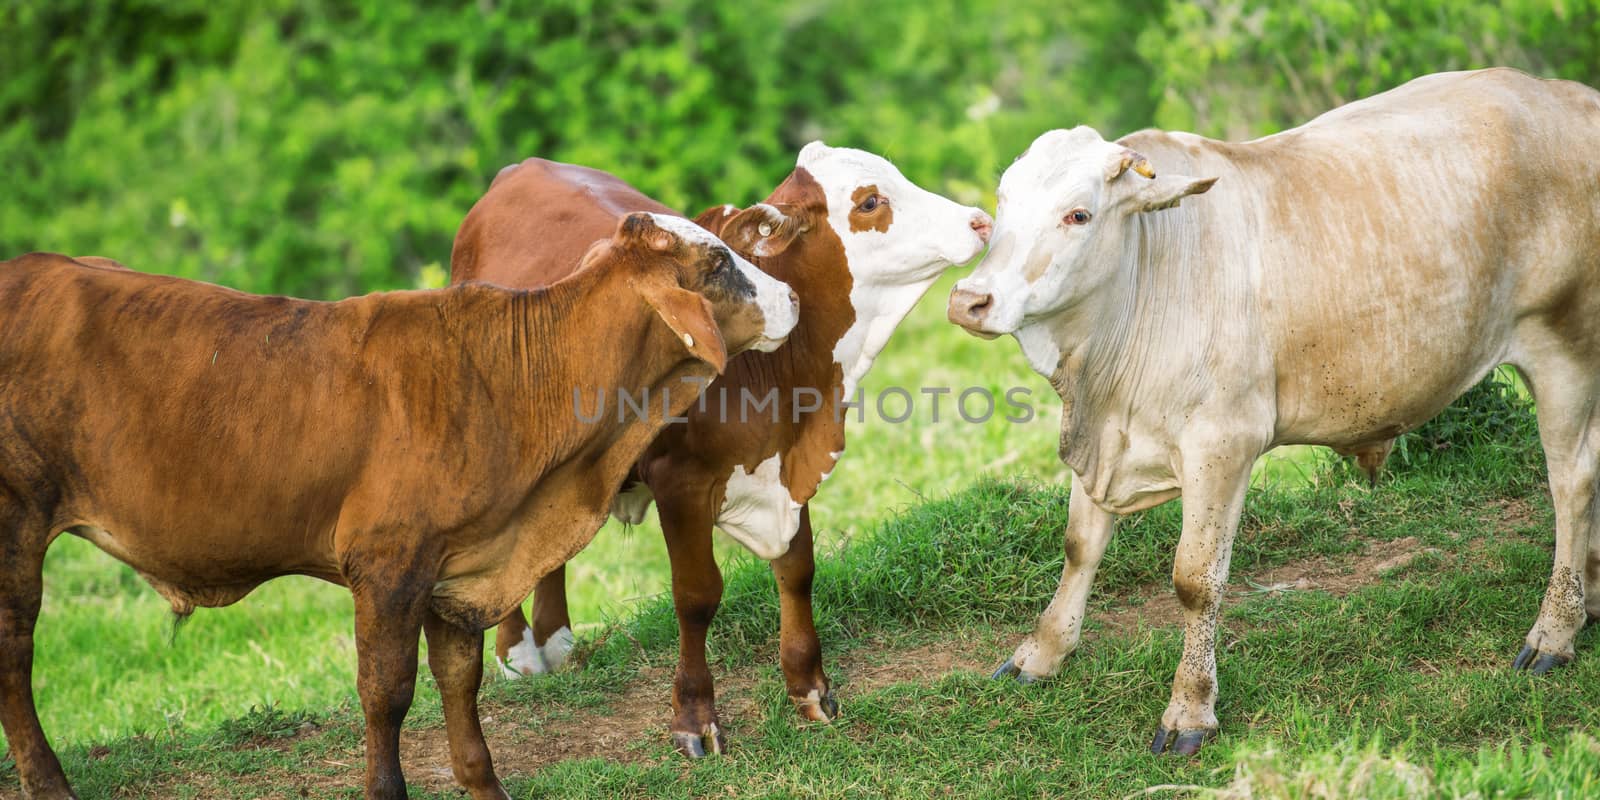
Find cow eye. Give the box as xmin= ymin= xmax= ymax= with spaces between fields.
xmin=1063 ymin=208 xmax=1092 ymax=226
xmin=858 ymin=194 xmax=882 ymax=212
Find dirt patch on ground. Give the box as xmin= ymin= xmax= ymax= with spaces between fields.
xmin=1094 ymin=536 xmax=1436 ymax=636
xmin=836 ymin=639 xmax=999 ymax=693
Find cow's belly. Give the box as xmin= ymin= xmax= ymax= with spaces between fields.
xmin=1271 ymin=329 xmax=1506 ymax=449
xmin=714 ymin=453 xmax=803 ymax=560
xmin=67 ymin=523 xmax=333 ymax=614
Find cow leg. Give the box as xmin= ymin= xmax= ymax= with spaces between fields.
xmin=0 ymin=520 xmax=77 ymax=800
xmin=1512 ymin=361 xmax=1599 ymax=674
xmin=771 ymin=505 xmax=836 ymax=721
xmin=493 ymin=567 xmax=573 ymax=678
xmin=423 ymin=611 xmax=509 ymax=800
xmin=994 ymin=478 xmax=1115 ymax=682
xmin=658 ymin=492 xmax=726 ymax=758
xmin=1151 ymin=448 xmax=1255 ymax=757
xmin=350 ymin=573 xmax=431 ymax=799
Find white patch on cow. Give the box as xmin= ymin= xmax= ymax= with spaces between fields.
xmin=540 ymin=625 xmax=574 ymax=671
xmin=816 ymin=449 xmax=844 ymax=484
xmin=499 ymin=627 xmax=548 ymax=678
xmin=1013 ymin=323 xmax=1063 ymax=378
xmin=647 ymin=213 xmax=797 ymax=350
xmin=715 ymin=453 xmax=803 ymax=560
xmin=796 ymin=143 xmax=990 ymax=395
xmin=648 ymin=212 xmax=725 ymax=248
xmin=722 ymin=204 xmax=737 ymax=217
xmin=609 ymin=482 xmax=654 ymax=525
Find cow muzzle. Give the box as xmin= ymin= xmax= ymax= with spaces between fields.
xmin=751 ymin=286 xmax=800 ymax=352
xmin=947 ymin=287 xmax=1000 ymax=339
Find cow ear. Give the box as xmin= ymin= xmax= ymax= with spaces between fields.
xmin=716 ymin=203 xmax=804 ymax=258
xmin=637 ymin=282 xmax=728 ymax=373
xmin=691 ymin=204 xmax=740 ymax=234
xmin=1135 ymin=175 xmax=1218 ymax=213
xmin=617 ymin=212 xmax=680 ymax=252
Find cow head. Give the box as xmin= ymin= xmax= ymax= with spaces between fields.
xmin=796 ymin=141 xmax=992 ymax=290
xmin=612 ymin=212 xmax=799 ymax=371
xmin=948 ymin=126 xmax=1216 ymax=338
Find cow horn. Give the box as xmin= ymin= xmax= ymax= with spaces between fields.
xmin=1106 ymin=149 xmax=1156 ymax=181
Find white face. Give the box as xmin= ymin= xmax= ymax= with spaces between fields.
xmin=647 ymin=212 xmax=799 ymax=351
xmin=797 ymin=142 xmax=991 ymax=289
xmin=951 ymin=127 xmax=1216 ymax=337
xmin=951 ymin=128 xmax=1126 ymax=335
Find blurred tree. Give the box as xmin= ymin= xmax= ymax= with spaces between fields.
xmin=2 ymin=1 xmax=1593 ymax=298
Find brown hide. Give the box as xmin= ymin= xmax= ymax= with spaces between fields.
xmin=451 ymin=159 xmax=855 ymax=753
xmin=0 ymin=224 xmax=734 ymax=798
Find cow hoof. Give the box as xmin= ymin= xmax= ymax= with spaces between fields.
xmin=671 ymin=724 xmax=725 ymax=759
xmin=990 ymin=658 xmax=1039 ymax=684
xmin=1512 ymin=645 xmax=1571 ymax=675
xmin=1151 ymin=725 xmax=1215 ymax=756
xmin=795 ymin=689 xmax=839 ymax=722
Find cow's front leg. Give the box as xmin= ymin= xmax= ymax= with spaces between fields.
xmin=995 ymin=478 xmax=1115 ymax=682
xmin=658 ymin=492 xmax=726 ymax=757
xmin=1150 ymin=447 xmax=1255 ymax=757
xmin=350 ymin=569 xmax=432 ymax=799
xmin=0 ymin=523 xmax=77 ymax=799
xmin=771 ymin=505 xmax=836 ymax=721
xmin=423 ymin=611 xmax=509 ymax=800
xmin=493 ymin=567 xmax=573 ymax=678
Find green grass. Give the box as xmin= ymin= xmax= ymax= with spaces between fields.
xmin=11 ymin=436 xmax=1593 ymax=798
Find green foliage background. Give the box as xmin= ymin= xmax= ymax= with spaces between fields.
xmin=15 ymin=0 xmax=1593 ymax=300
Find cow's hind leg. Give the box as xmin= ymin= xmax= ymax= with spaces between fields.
xmin=492 ymin=568 xmax=572 ymax=678
xmin=1512 ymin=355 xmax=1599 ymax=674
xmin=423 ymin=611 xmax=509 ymax=800
xmin=994 ymin=478 xmax=1116 ymax=683
xmin=0 ymin=510 xmax=77 ymax=799
xmin=771 ymin=505 xmax=836 ymax=722
xmin=658 ymin=493 xmax=725 ymax=758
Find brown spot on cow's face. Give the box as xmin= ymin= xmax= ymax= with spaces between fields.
xmin=848 ymin=185 xmax=893 ymax=234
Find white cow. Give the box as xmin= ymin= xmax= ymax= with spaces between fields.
xmin=948 ymin=68 xmax=1600 ymax=755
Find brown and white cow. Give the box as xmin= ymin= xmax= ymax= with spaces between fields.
xmin=948 ymin=68 xmax=1600 ymax=755
xmin=452 ymin=143 xmax=991 ymax=756
xmin=0 ymin=213 xmax=794 ymax=800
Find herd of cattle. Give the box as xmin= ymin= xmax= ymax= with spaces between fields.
xmin=1 ymin=67 xmax=1597 ymax=798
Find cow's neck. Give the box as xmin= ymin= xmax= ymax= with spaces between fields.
xmin=1026 ymin=207 xmax=1243 ymax=509
xmin=454 ymin=265 xmax=714 ymax=485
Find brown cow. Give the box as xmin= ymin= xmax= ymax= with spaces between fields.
xmin=0 ymin=212 xmax=795 ymax=799
xmin=453 ymin=143 xmax=991 ymax=756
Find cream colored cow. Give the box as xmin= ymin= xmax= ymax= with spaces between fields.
xmin=948 ymin=68 xmax=1600 ymax=755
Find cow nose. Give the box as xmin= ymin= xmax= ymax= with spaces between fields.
xmin=970 ymin=211 xmax=994 ymax=244
xmin=947 ymin=287 xmax=994 ymax=330
xmin=787 ymin=288 xmax=799 ymax=316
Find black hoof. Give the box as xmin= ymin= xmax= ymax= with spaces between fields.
xmin=1151 ymin=725 xmax=1215 ymax=756
xmin=820 ymin=691 xmax=840 ymax=719
xmin=1512 ymin=645 xmax=1572 ymax=675
xmin=672 ymin=731 xmax=706 ymax=758
xmin=990 ymin=659 xmax=1039 ymax=684
xmin=671 ymin=725 xmax=724 ymax=759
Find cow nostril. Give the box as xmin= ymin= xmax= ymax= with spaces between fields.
xmin=970 ymin=212 xmax=994 ymax=244
xmin=948 ymin=289 xmax=994 ymax=328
